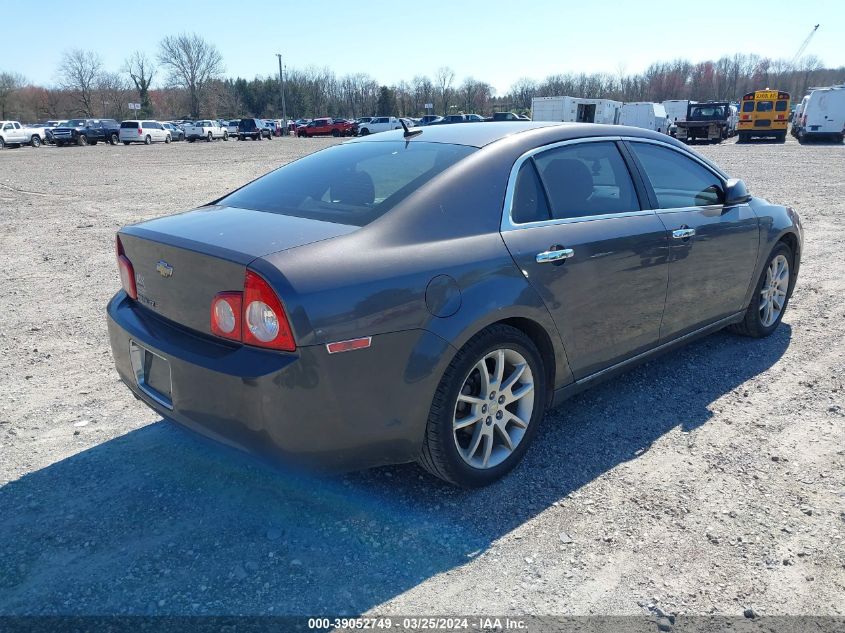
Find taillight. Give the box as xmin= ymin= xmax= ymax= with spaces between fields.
xmin=137 ymin=128 xmax=142 ymax=135
xmin=243 ymin=270 xmax=295 ymax=351
xmin=211 ymin=292 xmax=242 ymax=340
xmin=115 ymin=235 xmax=137 ymax=299
xmin=209 ymin=270 xmax=295 ymax=351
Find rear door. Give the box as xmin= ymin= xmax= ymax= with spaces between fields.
xmin=500 ymin=138 xmax=670 ymax=380
xmin=626 ymin=140 xmax=759 ymax=340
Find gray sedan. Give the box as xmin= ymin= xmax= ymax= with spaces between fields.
xmin=107 ymin=122 xmax=802 ymax=487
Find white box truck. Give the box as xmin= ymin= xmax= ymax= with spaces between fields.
xmin=620 ymin=102 xmax=671 ymax=133
xmin=531 ymin=96 xmax=622 ymax=124
xmin=793 ymin=85 xmax=845 ymax=143
xmin=662 ymin=100 xmax=695 ymax=137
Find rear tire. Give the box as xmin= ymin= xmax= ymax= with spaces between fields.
xmin=729 ymin=242 xmax=794 ymax=338
xmin=223 ymin=131 xmax=229 ymax=141
xmin=123 ymin=141 xmax=130 ymax=145
xmin=56 ymin=141 xmax=64 ymax=147
xmin=165 ymin=134 xmax=171 ymax=144
xmin=360 ymin=128 xmax=370 ymax=136
xmin=206 ymin=132 xmax=213 ymax=142
xmin=332 ymin=129 xmax=340 ymax=137
xmin=418 ymin=324 xmax=547 ymax=487
xmin=0 ymin=137 xmax=5 ymax=149
xmin=77 ymin=135 xmax=88 ymax=146
xmin=144 ymin=135 xmax=152 ymax=145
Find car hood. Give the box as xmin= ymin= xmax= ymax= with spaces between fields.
xmin=122 ymin=205 xmax=359 ymax=264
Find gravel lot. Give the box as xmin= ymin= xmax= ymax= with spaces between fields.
xmin=0 ymin=134 xmax=843 ymax=618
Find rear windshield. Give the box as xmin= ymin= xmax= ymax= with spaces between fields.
xmin=120 ymin=121 xmax=139 ymax=128
xmin=219 ymin=141 xmax=476 ymax=227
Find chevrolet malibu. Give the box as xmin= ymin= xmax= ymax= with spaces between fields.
xmin=107 ymin=122 xmax=802 ymax=487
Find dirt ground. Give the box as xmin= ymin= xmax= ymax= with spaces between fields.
xmin=0 ymin=133 xmax=843 ymax=618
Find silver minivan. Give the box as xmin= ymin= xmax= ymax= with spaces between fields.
xmin=119 ymin=120 xmax=172 ymax=145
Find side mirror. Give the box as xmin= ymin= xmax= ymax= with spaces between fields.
xmin=724 ymin=178 xmax=751 ymax=206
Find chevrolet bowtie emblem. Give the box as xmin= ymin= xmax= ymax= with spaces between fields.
xmin=156 ymin=260 xmax=174 ymax=278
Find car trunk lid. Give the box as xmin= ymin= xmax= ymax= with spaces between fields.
xmin=118 ymin=205 xmax=357 ymax=335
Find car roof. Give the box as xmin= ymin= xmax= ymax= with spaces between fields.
xmin=345 ymin=121 xmax=675 ymax=149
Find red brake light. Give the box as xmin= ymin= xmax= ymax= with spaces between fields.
xmin=211 ymin=292 xmax=242 ymax=340
xmin=115 ymin=236 xmax=137 ymax=300
xmin=137 ymin=128 xmax=142 ymax=135
xmin=242 ymin=270 xmax=295 ymax=351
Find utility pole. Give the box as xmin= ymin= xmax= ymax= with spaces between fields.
xmin=275 ymin=53 xmax=288 ymax=134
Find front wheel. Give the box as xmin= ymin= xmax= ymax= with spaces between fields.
xmin=30 ymin=135 xmax=41 ymax=148
xmin=165 ymin=134 xmax=171 ymax=144
xmin=729 ymin=242 xmax=794 ymax=338
xmin=110 ymin=133 xmax=119 ymax=145
xmin=418 ymin=324 xmax=546 ymax=487
xmin=206 ymin=132 xmax=213 ymax=142
xmin=0 ymin=137 xmax=5 ymax=149
xmin=223 ymin=132 xmax=228 ymax=141
xmin=77 ymin=135 xmax=88 ymax=146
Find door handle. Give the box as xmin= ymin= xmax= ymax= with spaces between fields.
xmin=672 ymin=228 xmax=696 ymax=239
xmin=536 ymin=248 xmax=574 ymax=263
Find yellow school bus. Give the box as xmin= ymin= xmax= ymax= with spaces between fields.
xmin=737 ymin=89 xmax=790 ymax=143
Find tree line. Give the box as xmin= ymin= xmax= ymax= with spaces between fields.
xmin=1 ymin=32 xmax=843 ymax=123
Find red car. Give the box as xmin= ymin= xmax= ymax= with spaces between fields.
xmin=296 ymin=117 xmax=355 ymax=138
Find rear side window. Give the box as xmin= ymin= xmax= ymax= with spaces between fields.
xmin=629 ymin=142 xmax=723 ymax=209
xmin=219 ymin=141 xmax=476 ymax=227
xmin=511 ymin=160 xmax=550 ymax=224
xmin=531 ymin=141 xmax=639 ymax=219
xmin=742 ymin=101 xmax=754 ymax=112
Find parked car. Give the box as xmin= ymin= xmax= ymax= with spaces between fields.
xmin=185 ymin=120 xmax=228 ymax=142
xmin=357 ymin=116 xmax=403 ymax=135
xmin=119 ymin=120 xmax=172 ymax=145
xmin=420 ymin=115 xmax=441 ymax=125
xmin=489 ymin=112 xmax=522 ymax=121
xmin=223 ymin=120 xmax=237 ymax=136
xmin=163 ymin=122 xmax=186 ymax=141
xmin=51 ymin=119 xmax=121 ymax=146
xmin=297 ymin=117 xmax=355 ymax=137
xmin=107 ymin=122 xmax=802 ymax=487
xmin=237 ymin=118 xmax=272 ymax=141
xmin=0 ymin=121 xmax=44 ymax=148
xmin=431 ymin=114 xmax=485 ymax=125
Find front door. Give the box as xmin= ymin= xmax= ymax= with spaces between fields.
xmin=500 ymin=139 xmax=670 ymax=380
xmin=626 ymin=140 xmax=760 ymax=340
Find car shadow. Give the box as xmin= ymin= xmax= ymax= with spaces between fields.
xmin=0 ymin=325 xmax=791 ymax=615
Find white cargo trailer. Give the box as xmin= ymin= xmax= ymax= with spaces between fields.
xmin=531 ymin=96 xmax=622 ymax=124
xmin=620 ymin=102 xmax=671 ymax=133
xmin=794 ymin=85 xmax=845 ymax=143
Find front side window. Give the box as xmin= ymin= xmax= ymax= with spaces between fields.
xmin=629 ymin=142 xmax=723 ymax=209
xmin=532 ymin=141 xmax=639 ymax=219
xmin=219 ymin=141 xmax=475 ymax=227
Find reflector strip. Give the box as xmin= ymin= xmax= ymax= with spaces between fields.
xmin=326 ymin=337 xmax=372 ymax=354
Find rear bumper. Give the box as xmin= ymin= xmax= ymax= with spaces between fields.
xmin=107 ymin=292 xmax=453 ymax=471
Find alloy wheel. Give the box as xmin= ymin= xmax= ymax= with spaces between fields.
xmin=452 ymin=348 xmax=535 ymax=469
xmin=759 ymin=254 xmax=789 ymax=327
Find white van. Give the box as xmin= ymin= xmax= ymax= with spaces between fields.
xmin=620 ymin=102 xmax=670 ymax=133
xmin=791 ymin=95 xmax=809 ymax=138
xmin=119 ymin=120 xmax=172 ymax=145
xmin=794 ymin=86 xmax=845 ymax=143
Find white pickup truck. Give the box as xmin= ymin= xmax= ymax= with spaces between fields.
xmin=184 ymin=120 xmax=229 ymax=142
xmin=357 ymin=116 xmax=403 ymax=136
xmin=0 ymin=121 xmax=44 ymax=148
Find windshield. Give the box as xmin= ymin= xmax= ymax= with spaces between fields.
xmin=219 ymin=141 xmax=476 ymax=227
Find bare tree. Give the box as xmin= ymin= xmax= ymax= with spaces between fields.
xmin=158 ymin=33 xmax=224 ymax=118
xmin=124 ymin=51 xmax=155 ymax=116
xmin=97 ymin=72 xmax=132 ymax=119
xmin=0 ymin=71 xmax=26 ymax=119
xmin=58 ymin=49 xmax=102 ymax=116
xmin=435 ymin=66 xmax=455 ymax=116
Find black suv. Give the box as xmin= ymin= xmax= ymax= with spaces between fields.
xmin=51 ymin=119 xmax=121 ymax=146
xmin=237 ymin=118 xmax=272 ymax=141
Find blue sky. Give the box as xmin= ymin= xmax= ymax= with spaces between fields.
xmin=5 ymin=0 xmax=842 ymax=93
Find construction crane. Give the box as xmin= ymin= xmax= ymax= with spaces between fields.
xmin=790 ymin=24 xmax=820 ymax=67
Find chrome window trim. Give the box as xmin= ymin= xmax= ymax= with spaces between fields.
xmin=500 ymin=135 xmax=730 ymax=233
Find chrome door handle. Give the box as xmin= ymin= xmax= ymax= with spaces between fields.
xmin=672 ymin=228 xmax=696 ymax=239
xmin=536 ymin=248 xmax=574 ymax=263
